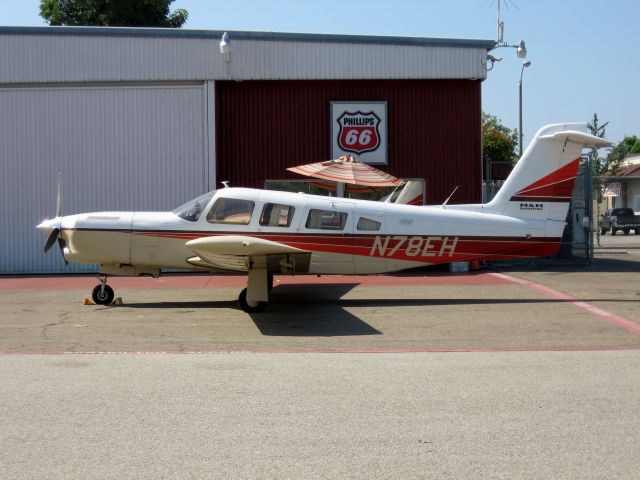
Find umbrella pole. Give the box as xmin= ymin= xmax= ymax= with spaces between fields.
xmin=337 ymin=182 xmax=346 ymax=198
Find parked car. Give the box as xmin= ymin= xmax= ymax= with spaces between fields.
xmin=600 ymin=208 xmax=640 ymax=235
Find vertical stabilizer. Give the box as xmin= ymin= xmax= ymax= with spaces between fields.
xmin=485 ymin=123 xmax=612 ymax=222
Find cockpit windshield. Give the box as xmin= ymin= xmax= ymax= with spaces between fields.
xmin=172 ymin=191 xmax=216 ymax=222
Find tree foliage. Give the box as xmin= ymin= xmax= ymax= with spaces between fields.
xmin=40 ymin=0 xmax=188 ymax=28
xmin=481 ymin=113 xmax=518 ymax=164
xmin=613 ymin=135 xmax=640 ymax=156
xmin=586 ymin=113 xmax=610 ymax=203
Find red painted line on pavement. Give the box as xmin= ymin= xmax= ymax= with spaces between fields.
xmin=0 ymin=272 xmax=511 ymax=291
xmin=490 ymin=272 xmax=640 ymax=335
xmin=1 ymin=345 xmax=639 ymax=356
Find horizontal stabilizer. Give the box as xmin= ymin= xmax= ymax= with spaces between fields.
xmin=538 ymin=130 xmax=613 ymax=149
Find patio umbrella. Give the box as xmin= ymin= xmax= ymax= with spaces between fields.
xmin=308 ymin=181 xmax=386 ymax=193
xmin=287 ymin=155 xmax=404 ymax=187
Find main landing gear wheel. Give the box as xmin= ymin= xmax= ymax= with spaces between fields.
xmin=92 ymin=284 xmax=115 ymax=305
xmin=238 ymin=288 xmax=267 ymax=313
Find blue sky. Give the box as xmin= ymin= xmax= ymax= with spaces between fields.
xmin=1 ymin=0 xmax=638 ymax=144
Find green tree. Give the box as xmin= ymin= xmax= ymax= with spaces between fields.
xmin=586 ymin=113 xmax=610 ymax=246
xmin=40 ymin=0 xmax=188 ymax=28
xmin=482 ymin=113 xmax=518 ymax=164
xmin=613 ymin=135 xmax=640 ymax=156
xmin=586 ymin=113 xmax=610 ymax=202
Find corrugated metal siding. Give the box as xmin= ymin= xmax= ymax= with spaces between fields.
xmin=0 ymin=34 xmax=487 ymax=83
xmin=228 ymin=42 xmax=486 ymax=80
xmin=216 ymin=80 xmax=481 ymax=205
xmin=0 ymin=35 xmax=216 ymax=83
xmin=0 ymin=85 xmax=208 ymax=273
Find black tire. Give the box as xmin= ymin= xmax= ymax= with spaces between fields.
xmin=238 ymin=288 xmax=267 ymax=313
xmin=601 ymin=228 xmax=607 ymax=235
xmin=623 ymin=228 xmax=631 ymax=235
xmin=635 ymin=229 xmax=640 ymax=235
xmin=267 ymin=273 xmax=274 ymax=292
xmin=611 ymin=228 xmax=617 ymax=236
xmin=92 ymin=284 xmax=115 ymax=305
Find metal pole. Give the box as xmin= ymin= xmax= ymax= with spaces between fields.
xmin=518 ymin=61 xmax=531 ymax=157
xmin=518 ymin=68 xmax=524 ymax=157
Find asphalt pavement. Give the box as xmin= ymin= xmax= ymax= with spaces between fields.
xmin=1 ymin=250 xmax=639 ymax=479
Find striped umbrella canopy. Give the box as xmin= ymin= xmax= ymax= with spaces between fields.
xmin=308 ymin=181 xmax=385 ymax=193
xmin=287 ymin=155 xmax=404 ymax=187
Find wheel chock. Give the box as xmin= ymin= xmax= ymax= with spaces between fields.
xmin=83 ymin=296 xmax=123 ymax=305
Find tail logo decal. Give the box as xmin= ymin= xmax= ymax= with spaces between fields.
xmin=510 ymin=158 xmax=581 ymax=202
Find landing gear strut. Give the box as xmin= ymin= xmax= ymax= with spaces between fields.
xmin=92 ymin=275 xmax=115 ymax=305
xmin=237 ymin=271 xmax=273 ymax=313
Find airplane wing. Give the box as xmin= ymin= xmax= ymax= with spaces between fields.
xmin=185 ymin=235 xmax=310 ymax=272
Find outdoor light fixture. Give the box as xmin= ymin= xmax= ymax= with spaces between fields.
xmin=486 ymin=54 xmax=503 ymax=71
xmin=516 ymin=40 xmax=527 ymax=59
xmin=492 ymin=1 xmax=528 ymax=60
xmin=220 ymin=32 xmax=231 ymax=62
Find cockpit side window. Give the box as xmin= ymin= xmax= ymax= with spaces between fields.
xmin=260 ymin=203 xmax=295 ymax=227
xmin=172 ymin=191 xmax=215 ymax=222
xmin=357 ymin=217 xmax=381 ymax=231
xmin=305 ymin=209 xmax=348 ymax=230
xmin=206 ymin=198 xmax=255 ymax=225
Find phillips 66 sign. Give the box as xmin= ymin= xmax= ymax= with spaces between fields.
xmin=331 ymin=101 xmax=387 ymax=165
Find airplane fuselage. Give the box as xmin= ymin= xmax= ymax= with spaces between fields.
xmin=54 ymin=187 xmax=563 ymax=277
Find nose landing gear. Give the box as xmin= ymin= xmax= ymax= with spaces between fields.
xmin=91 ymin=275 xmax=115 ymax=305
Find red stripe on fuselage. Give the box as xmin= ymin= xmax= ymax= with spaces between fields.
xmin=71 ymin=228 xmax=561 ymax=264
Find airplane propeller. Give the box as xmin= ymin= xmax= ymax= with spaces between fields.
xmin=43 ymin=227 xmax=60 ymax=253
xmin=38 ymin=172 xmax=67 ymax=264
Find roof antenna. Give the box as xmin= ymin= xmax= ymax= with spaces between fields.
xmin=441 ymin=186 xmax=459 ymax=208
xmin=221 ymin=181 xmax=230 ymax=188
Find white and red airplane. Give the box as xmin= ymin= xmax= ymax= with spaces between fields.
xmin=37 ymin=123 xmax=610 ymax=312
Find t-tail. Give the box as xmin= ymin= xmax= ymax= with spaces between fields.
xmin=483 ymin=123 xmax=612 ymax=223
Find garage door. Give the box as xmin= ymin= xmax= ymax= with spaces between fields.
xmin=0 ymin=84 xmax=210 ymax=273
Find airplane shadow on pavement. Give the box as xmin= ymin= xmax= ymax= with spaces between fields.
xmin=250 ymin=284 xmax=382 ymax=337
xmin=117 ymin=282 xmax=639 ymax=337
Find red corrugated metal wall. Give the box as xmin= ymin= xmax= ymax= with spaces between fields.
xmin=216 ymin=79 xmax=482 ymax=204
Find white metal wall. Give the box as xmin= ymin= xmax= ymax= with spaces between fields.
xmin=0 ymin=84 xmax=211 ymax=273
xmin=0 ymin=30 xmax=490 ymax=83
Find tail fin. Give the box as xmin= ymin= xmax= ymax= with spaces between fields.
xmin=486 ymin=123 xmax=612 ymax=221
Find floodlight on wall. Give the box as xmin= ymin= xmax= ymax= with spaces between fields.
xmin=220 ymin=32 xmax=231 ymax=62
xmin=486 ymin=54 xmax=503 ymax=71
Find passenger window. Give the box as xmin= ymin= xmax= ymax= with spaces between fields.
xmin=357 ymin=217 xmax=381 ymax=231
xmin=206 ymin=198 xmax=255 ymax=225
xmin=260 ymin=203 xmax=295 ymax=227
xmin=305 ymin=209 xmax=348 ymax=230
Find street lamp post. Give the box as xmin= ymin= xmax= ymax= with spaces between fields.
xmin=518 ymin=60 xmax=532 ymax=157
